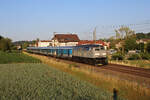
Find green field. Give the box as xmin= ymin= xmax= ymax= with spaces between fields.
xmin=0 ymin=51 xmax=41 ymax=64
xmin=0 ymin=63 xmax=115 ymax=100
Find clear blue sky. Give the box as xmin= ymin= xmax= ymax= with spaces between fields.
xmin=0 ymin=0 xmax=150 ymax=41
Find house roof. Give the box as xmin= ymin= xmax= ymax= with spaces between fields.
xmin=140 ymin=39 xmax=150 ymax=42
xmin=52 ymin=34 xmax=80 ymax=42
xmin=40 ymin=40 xmax=52 ymax=42
xmin=78 ymin=40 xmax=105 ymax=46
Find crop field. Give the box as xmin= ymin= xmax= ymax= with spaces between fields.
xmin=0 ymin=63 xmax=119 ymax=100
xmin=0 ymin=51 xmax=41 ymax=64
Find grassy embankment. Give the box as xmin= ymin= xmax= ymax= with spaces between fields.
xmin=109 ymin=60 xmax=150 ymax=69
xmin=0 ymin=51 xmax=41 ymax=64
xmin=24 ymin=52 xmax=150 ymax=100
xmin=0 ymin=51 xmax=115 ymax=100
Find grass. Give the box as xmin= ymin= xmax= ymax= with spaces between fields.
xmin=109 ymin=60 xmax=150 ymax=69
xmin=0 ymin=51 xmax=41 ymax=64
xmin=25 ymin=52 xmax=150 ymax=100
xmin=0 ymin=63 xmax=114 ymax=100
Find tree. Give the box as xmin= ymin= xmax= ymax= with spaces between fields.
xmin=22 ymin=42 xmax=29 ymax=49
xmin=147 ymin=32 xmax=150 ymax=39
xmin=146 ymin=42 xmax=150 ymax=53
xmin=123 ymin=37 xmax=137 ymax=52
xmin=108 ymin=36 xmax=116 ymax=49
xmin=0 ymin=35 xmax=3 ymax=40
xmin=136 ymin=33 xmax=146 ymax=39
xmin=115 ymin=30 xmax=121 ymax=40
xmin=114 ymin=27 xmax=136 ymax=53
xmin=115 ymin=26 xmax=135 ymax=39
xmin=137 ymin=43 xmax=144 ymax=52
xmin=0 ymin=38 xmax=12 ymax=52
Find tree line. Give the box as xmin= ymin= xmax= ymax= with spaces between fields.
xmin=0 ymin=35 xmax=12 ymax=52
xmin=0 ymin=35 xmax=36 ymax=52
xmin=106 ymin=27 xmax=150 ymax=54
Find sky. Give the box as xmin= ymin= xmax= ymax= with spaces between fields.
xmin=0 ymin=0 xmax=150 ymax=41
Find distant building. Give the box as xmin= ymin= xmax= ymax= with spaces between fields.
xmin=136 ymin=39 xmax=150 ymax=44
xmin=51 ymin=34 xmax=80 ymax=46
xmin=115 ymin=41 xmax=123 ymax=49
xmin=37 ymin=40 xmax=52 ymax=47
xmin=78 ymin=40 xmax=105 ymax=45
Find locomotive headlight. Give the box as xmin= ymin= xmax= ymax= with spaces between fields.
xmin=102 ymin=53 xmax=106 ymax=56
xmin=95 ymin=53 xmax=100 ymax=56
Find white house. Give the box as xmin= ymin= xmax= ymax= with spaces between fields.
xmin=37 ymin=40 xmax=52 ymax=47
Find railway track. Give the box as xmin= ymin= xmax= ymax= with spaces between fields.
xmin=55 ymin=57 xmax=150 ymax=79
xmin=47 ymin=55 xmax=150 ymax=79
xmin=28 ymin=52 xmax=150 ymax=79
xmin=53 ymin=57 xmax=150 ymax=79
xmin=99 ymin=64 xmax=150 ymax=78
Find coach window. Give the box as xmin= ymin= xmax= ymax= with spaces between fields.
xmin=85 ymin=47 xmax=89 ymax=51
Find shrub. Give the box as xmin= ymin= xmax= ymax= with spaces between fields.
xmin=140 ymin=53 xmax=150 ymax=60
xmin=111 ymin=53 xmax=124 ymax=60
xmin=128 ymin=54 xmax=140 ymax=60
xmin=147 ymin=42 xmax=150 ymax=53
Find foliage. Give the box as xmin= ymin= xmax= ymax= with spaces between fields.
xmin=140 ymin=52 xmax=150 ymax=60
xmin=22 ymin=42 xmax=29 ymax=49
xmin=115 ymin=26 xmax=135 ymax=39
xmin=13 ymin=40 xmax=36 ymax=49
xmin=0 ymin=35 xmax=3 ymax=40
xmin=111 ymin=52 xmax=124 ymax=60
xmin=0 ymin=63 xmax=112 ymax=100
xmin=0 ymin=51 xmax=41 ymax=64
xmin=0 ymin=38 xmax=12 ymax=52
xmin=128 ymin=54 xmax=140 ymax=60
xmin=123 ymin=37 xmax=137 ymax=52
xmin=146 ymin=42 xmax=150 ymax=53
xmin=108 ymin=36 xmax=120 ymax=49
xmin=136 ymin=43 xmax=144 ymax=52
xmin=136 ymin=32 xmax=150 ymax=39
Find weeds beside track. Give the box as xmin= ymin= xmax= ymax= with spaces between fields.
xmin=25 ymin=52 xmax=150 ymax=100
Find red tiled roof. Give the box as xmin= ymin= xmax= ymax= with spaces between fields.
xmin=52 ymin=34 xmax=80 ymax=42
xmin=40 ymin=40 xmax=52 ymax=42
xmin=141 ymin=39 xmax=150 ymax=42
xmin=78 ymin=40 xmax=105 ymax=46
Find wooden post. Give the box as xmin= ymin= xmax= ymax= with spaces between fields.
xmin=113 ymin=88 xmax=118 ymax=100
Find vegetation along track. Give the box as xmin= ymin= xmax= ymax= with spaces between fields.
xmin=27 ymin=52 xmax=150 ymax=79
xmin=99 ymin=64 xmax=150 ymax=78
xmin=52 ymin=56 xmax=150 ymax=79
xmin=50 ymin=56 xmax=150 ymax=79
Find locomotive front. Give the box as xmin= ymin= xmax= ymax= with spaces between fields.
xmin=72 ymin=44 xmax=108 ymax=65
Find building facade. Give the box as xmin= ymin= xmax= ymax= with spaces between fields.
xmin=37 ymin=40 xmax=52 ymax=47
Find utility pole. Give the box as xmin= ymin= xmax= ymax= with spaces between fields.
xmin=93 ymin=27 xmax=97 ymax=44
xmin=53 ymin=32 xmax=56 ymax=47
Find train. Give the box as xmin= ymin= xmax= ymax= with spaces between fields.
xmin=27 ymin=44 xmax=108 ymax=65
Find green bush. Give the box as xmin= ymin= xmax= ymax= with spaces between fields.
xmin=111 ymin=53 xmax=124 ymax=60
xmin=140 ymin=53 xmax=150 ymax=60
xmin=128 ymin=54 xmax=140 ymax=60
